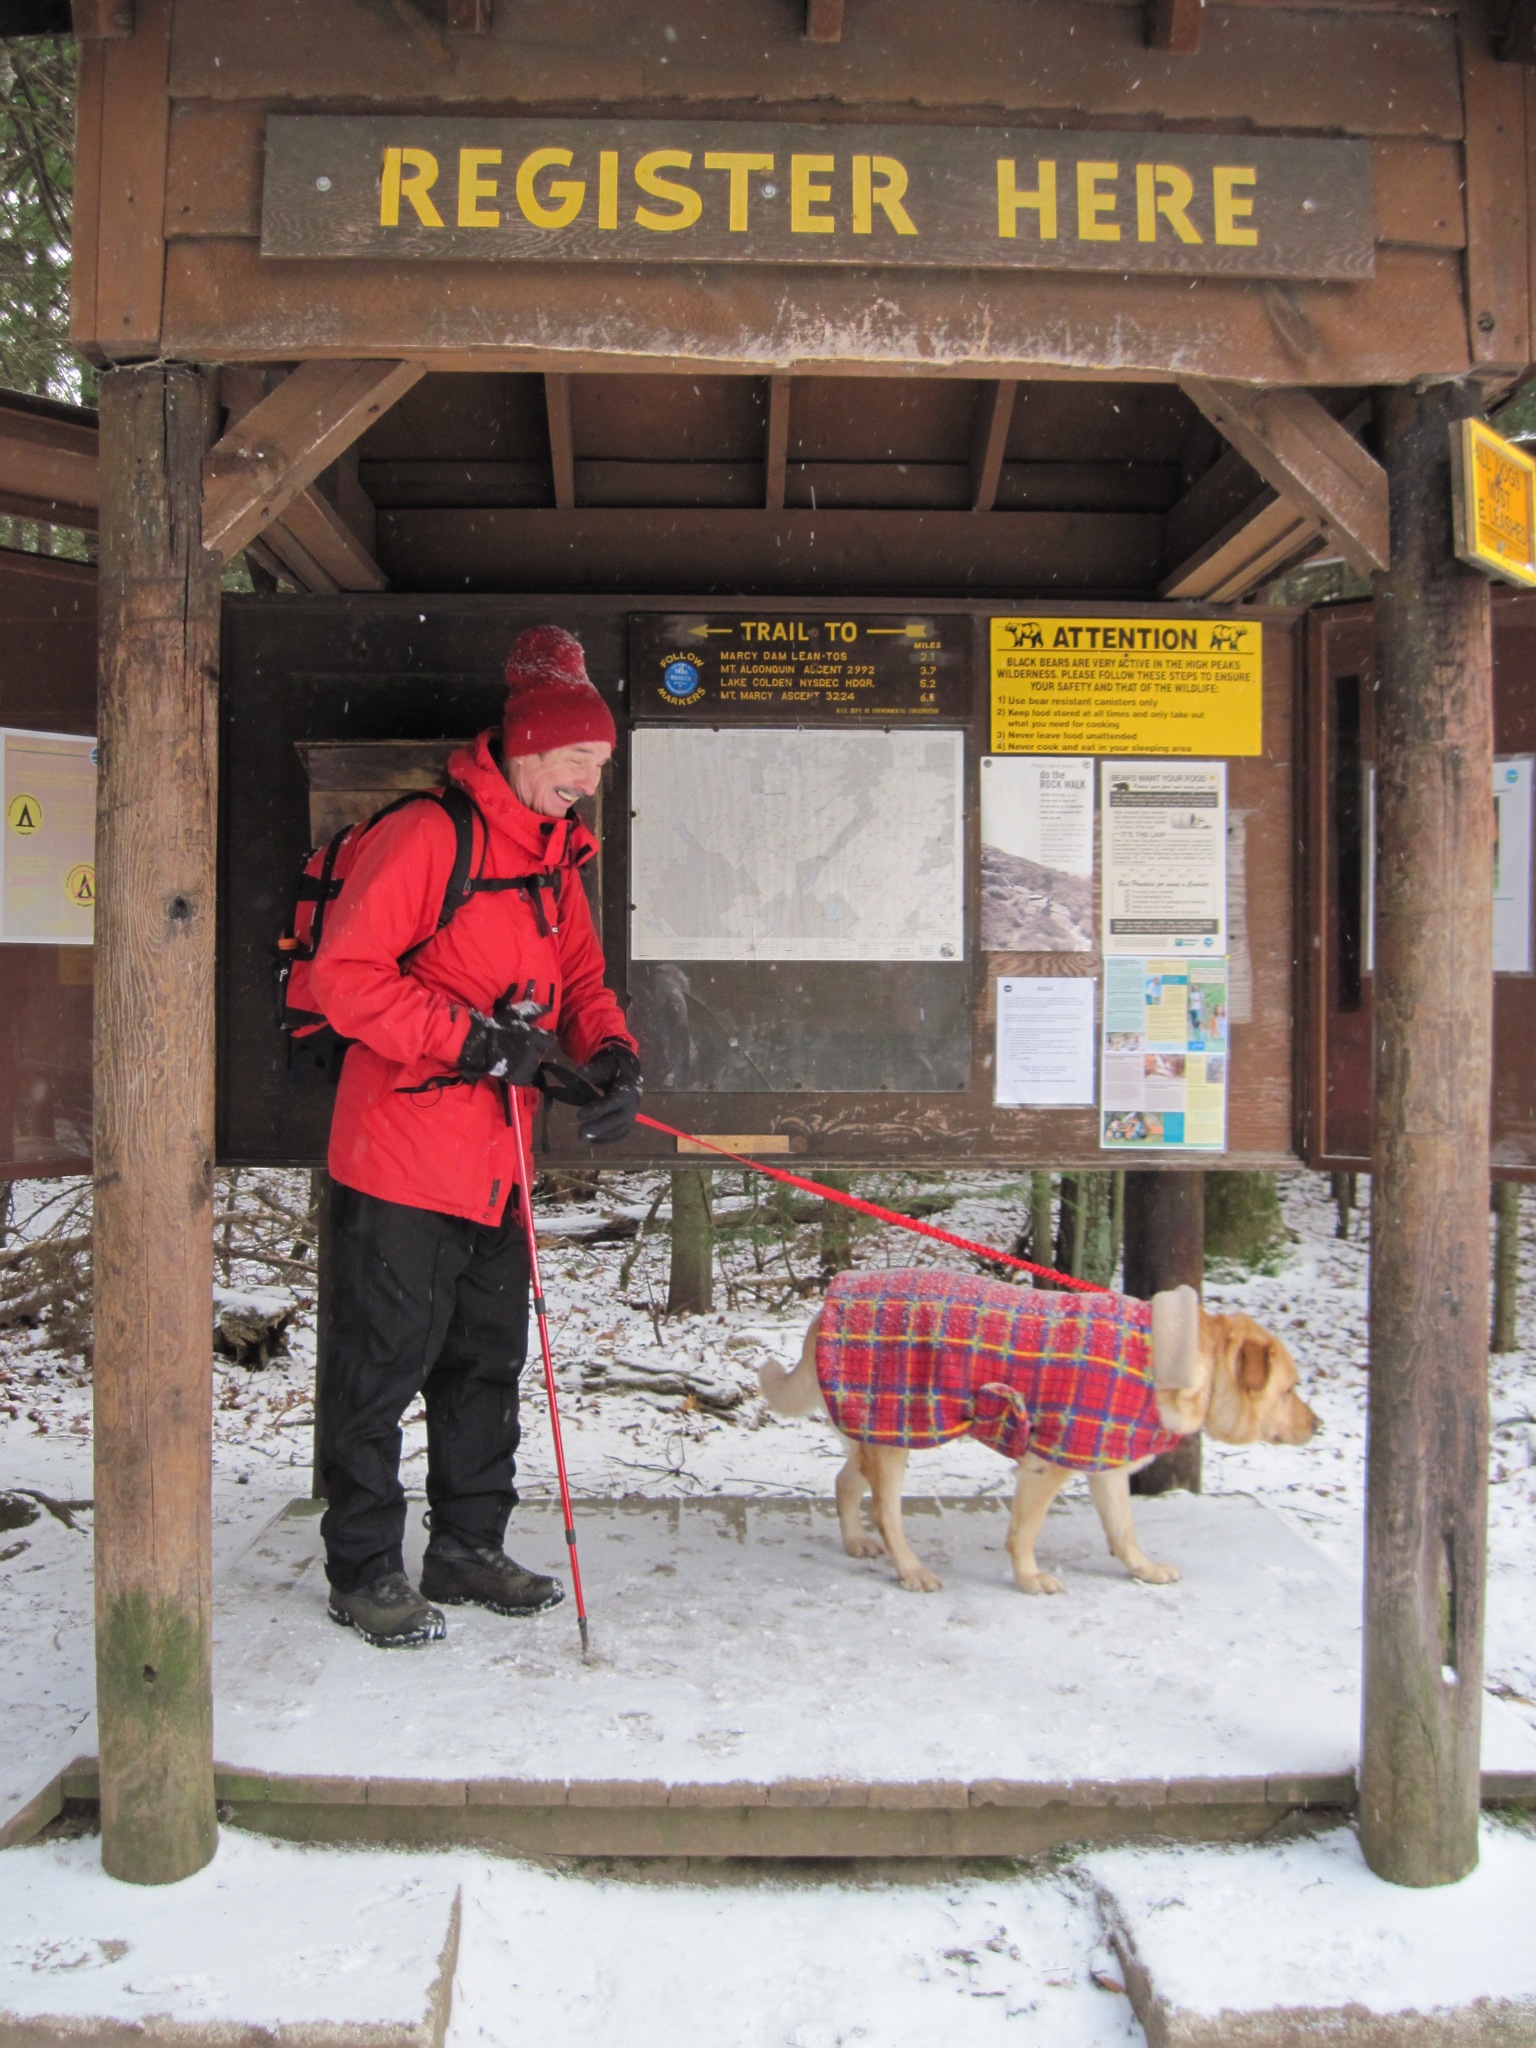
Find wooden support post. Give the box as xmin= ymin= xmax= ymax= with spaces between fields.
xmin=93 ymin=364 xmax=221 ymax=1885
xmin=1492 ymin=1180 xmax=1520 ymax=1353
xmin=1362 ymin=382 xmax=1493 ymax=1888
xmin=1180 ymin=381 xmax=1390 ymax=577
xmin=1123 ymin=1173 xmax=1204 ymax=1496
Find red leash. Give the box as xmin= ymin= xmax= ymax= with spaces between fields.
xmin=634 ymin=1113 xmax=1108 ymax=1294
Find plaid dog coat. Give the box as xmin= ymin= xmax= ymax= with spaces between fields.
xmin=815 ymin=1267 xmax=1186 ymax=1470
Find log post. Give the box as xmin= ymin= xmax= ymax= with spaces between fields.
xmin=93 ymin=365 xmax=221 ymax=1885
xmin=1362 ymin=381 xmax=1492 ymax=1887
xmin=1123 ymin=1172 xmax=1204 ymax=1496
xmin=667 ymin=1167 xmax=714 ymax=1315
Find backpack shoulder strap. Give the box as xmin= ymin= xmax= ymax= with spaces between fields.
xmin=433 ymin=782 xmax=481 ymax=930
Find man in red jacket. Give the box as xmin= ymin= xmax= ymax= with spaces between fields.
xmin=310 ymin=626 xmax=640 ymax=1647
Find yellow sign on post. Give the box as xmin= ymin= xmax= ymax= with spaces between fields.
xmin=1451 ymin=418 xmax=1536 ymax=588
xmin=990 ymin=616 xmax=1263 ymax=755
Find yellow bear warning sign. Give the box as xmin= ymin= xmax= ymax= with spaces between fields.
xmin=6 ymin=792 xmax=41 ymax=834
xmin=65 ymin=863 xmax=95 ymax=908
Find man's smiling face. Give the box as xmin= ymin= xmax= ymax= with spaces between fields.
xmin=506 ymin=740 xmax=612 ymax=819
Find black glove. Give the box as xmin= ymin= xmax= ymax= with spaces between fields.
xmin=457 ymin=1008 xmax=558 ymax=1086
xmin=575 ymin=1041 xmax=642 ymax=1145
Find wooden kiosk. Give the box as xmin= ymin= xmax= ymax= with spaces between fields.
xmin=65 ymin=0 xmax=1531 ymax=1888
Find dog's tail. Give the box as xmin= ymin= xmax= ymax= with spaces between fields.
xmin=759 ymin=1315 xmax=827 ymax=1418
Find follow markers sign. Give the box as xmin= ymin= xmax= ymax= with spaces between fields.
xmin=262 ymin=117 xmax=1373 ymax=279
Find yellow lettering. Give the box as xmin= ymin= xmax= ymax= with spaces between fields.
xmin=791 ymin=152 xmax=836 ymax=234
xmin=704 ymin=150 xmax=774 ymax=232
xmin=996 ymin=158 xmax=1057 ymax=240
xmin=457 ymin=147 xmax=501 ymax=228
xmin=851 ymin=154 xmax=917 ymax=236
xmin=380 ymin=146 xmax=443 ymax=228
xmin=1135 ymin=163 xmax=1202 ymax=245
xmin=597 ymin=151 xmax=619 ymax=230
xmin=1213 ymin=166 xmax=1258 ymax=246
xmin=514 ymin=146 xmax=584 ymax=230
xmin=1076 ymin=161 xmax=1120 ymax=242
xmin=634 ymin=150 xmax=703 ymax=231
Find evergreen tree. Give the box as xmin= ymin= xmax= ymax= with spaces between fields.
xmin=0 ymin=38 xmax=80 ymax=401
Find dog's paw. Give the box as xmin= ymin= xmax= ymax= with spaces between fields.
xmin=896 ymin=1566 xmax=943 ymax=1592
xmin=1015 ymin=1571 xmax=1065 ymax=1596
xmin=843 ymin=1535 xmax=886 ymax=1559
xmin=1130 ymin=1560 xmax=1181 ymax=1586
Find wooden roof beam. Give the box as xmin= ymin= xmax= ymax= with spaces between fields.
xmin=0 ymin=394 xmax=99 ymax=530
xmin=1161 ymin=488 xmax=1325 ymax=602
xmin=1146 ymin=0 xmax=1202 ymax=52
xmin=545 ymin=373 xmax=577 ymax=510
xmin=765 ymin=377 xmax=791 ymax=511
xmin=202 ymin=359 xmax=423 ymax=565
xmin=806 ymin=0 xmax=844 ymax=42
xmin=1178 ymin=381 xmax=1388 ymax=575
xmin=969 ymin=380 xmax=1017 ymax=513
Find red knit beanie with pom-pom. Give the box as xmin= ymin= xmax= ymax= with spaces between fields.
xmin=502 ymin=626 xmax=617 ymax=758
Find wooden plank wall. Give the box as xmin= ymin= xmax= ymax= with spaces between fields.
xmin=68 ymin=0 xmax=1526 ymax=383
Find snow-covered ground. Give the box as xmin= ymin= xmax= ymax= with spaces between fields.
xmin=3 ymin=1166 xmax=1535 ymax=2044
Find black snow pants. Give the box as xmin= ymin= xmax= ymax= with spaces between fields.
xmin=319 ymin=1183 xmax=530 ymax=1593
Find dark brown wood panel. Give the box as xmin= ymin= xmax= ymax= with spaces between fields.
xmin=0 ymin=552 xmax=97 ymax=1182
xmin=791 ymin=378 xmax=979 ymax=462
xmin=372 ymin=506 xmax=1166 ymax=593
xmin=160 ymin=240 xmax=1472 ymax=384
xmin=74 ymin=0 xmax=174 ymax=354
xmin=572 ymin=375 xmax=768 ymax=461
xmin=167 ymin=0 xmax=1463 ymax=141
xmin=1303 ymin=590 xmax=1536 ymax=1177
xmin=1371 ymin=138 xmax=1465 ymax=249
xmin=1460 ymin=0 xmax=1532 ymax=369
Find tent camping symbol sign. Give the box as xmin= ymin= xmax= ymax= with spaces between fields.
xmin=1 ymin=727 xmax=97 ymax=945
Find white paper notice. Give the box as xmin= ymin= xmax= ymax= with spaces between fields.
xmin=1101 ymin=761 xmax=1226 ymax=957
xmin=1 ymin=727 xmax=96 ymax=945
xmin=1494 ymin=757 xmax=1533 ymax=974
xmin=994 ymin=976 xmax=1096 ymax=1106
xmin=979 ymin=755 xmax=1094 ymax=952
xmin=630 ymin=726 xmax=964 ymax=963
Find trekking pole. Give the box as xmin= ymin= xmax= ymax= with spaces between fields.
xmin=506 ymin=1083 xmax=592 ymax=1660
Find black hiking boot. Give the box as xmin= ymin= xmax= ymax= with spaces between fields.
xmin=328 ymin=1570 xmax=447 ymax=1647
xmin=419 ymin=1536 xmax=565 ymax=1616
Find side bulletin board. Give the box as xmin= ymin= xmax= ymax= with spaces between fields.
xmin=1303 ymin=589 xmax=1536 ymax=1179
xmin=216 ymin=595 xmax=1300 ymax=1171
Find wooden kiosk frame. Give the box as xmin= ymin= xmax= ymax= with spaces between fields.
xmin=62 ymin=0 xmax=1532 ymax=1889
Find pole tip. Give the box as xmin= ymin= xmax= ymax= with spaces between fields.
xmin=578 ymin=1615 xmax=591 ymax=1661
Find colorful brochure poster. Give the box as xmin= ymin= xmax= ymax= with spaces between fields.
xmin=979 ymin=755 xmax=1094 ymax=951
xmin=1101 ymin=760 xmax=1226 ymax=957
xmin=1100 ymin=956 xmax=1228 ymax=1151
xmin=1494 ymin=756 xmax=1533 ymax=974
xmin=1 ymin=727 xmax=96 ymax=945
xmin=994 ymin=975 xmax=1096 ymax=1107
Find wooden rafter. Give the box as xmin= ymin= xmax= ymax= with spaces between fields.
xmin=202 ymin=359 xmax=422 ymax=565
xmin=215 ymin=368 xmax=390 ymax=591
xmin=545 ymin=373 xmax=577 ymax=510
xmin=765 ymin=377 xmax=791 ymax=511
xmin=1179 ymin=380 xmax=1389 ymax=576
xmin=1161 ymin=489 xmax=1325 ymax=602
xmin=1145 ymin=0 xmax=1202 ymax=50
xmin=806 ymin=0 xmax=844 ymax=41
xmin=969 ymin=381 xmax=1016 ymax=513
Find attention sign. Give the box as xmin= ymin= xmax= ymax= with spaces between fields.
xmin=1451 ymin=419 xmax=1536 ymax=589
xmin=262 ymin=117 xmax=1374 ymax=280
xmin=990 ymin=616 xmax=1263 ymax=756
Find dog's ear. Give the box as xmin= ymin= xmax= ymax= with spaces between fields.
xmin=1235 ymin=1335 xmax=1273 ymax=1397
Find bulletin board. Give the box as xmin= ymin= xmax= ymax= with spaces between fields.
xmin=215 ymin=594 xmax=1301 ymax=1171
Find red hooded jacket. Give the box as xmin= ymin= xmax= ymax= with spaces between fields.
xmin=310 ymin=730 xmax=634 ymax=1225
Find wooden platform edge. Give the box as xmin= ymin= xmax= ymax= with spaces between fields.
xmin=10 ymin=1762 xmax=1532 ymax=1856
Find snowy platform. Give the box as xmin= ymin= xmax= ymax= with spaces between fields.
xmin=1087 ymin=1822 xmax=1536 ymax=2046
xmin=37 ymin=1490 xmax=1536 ymax=1860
